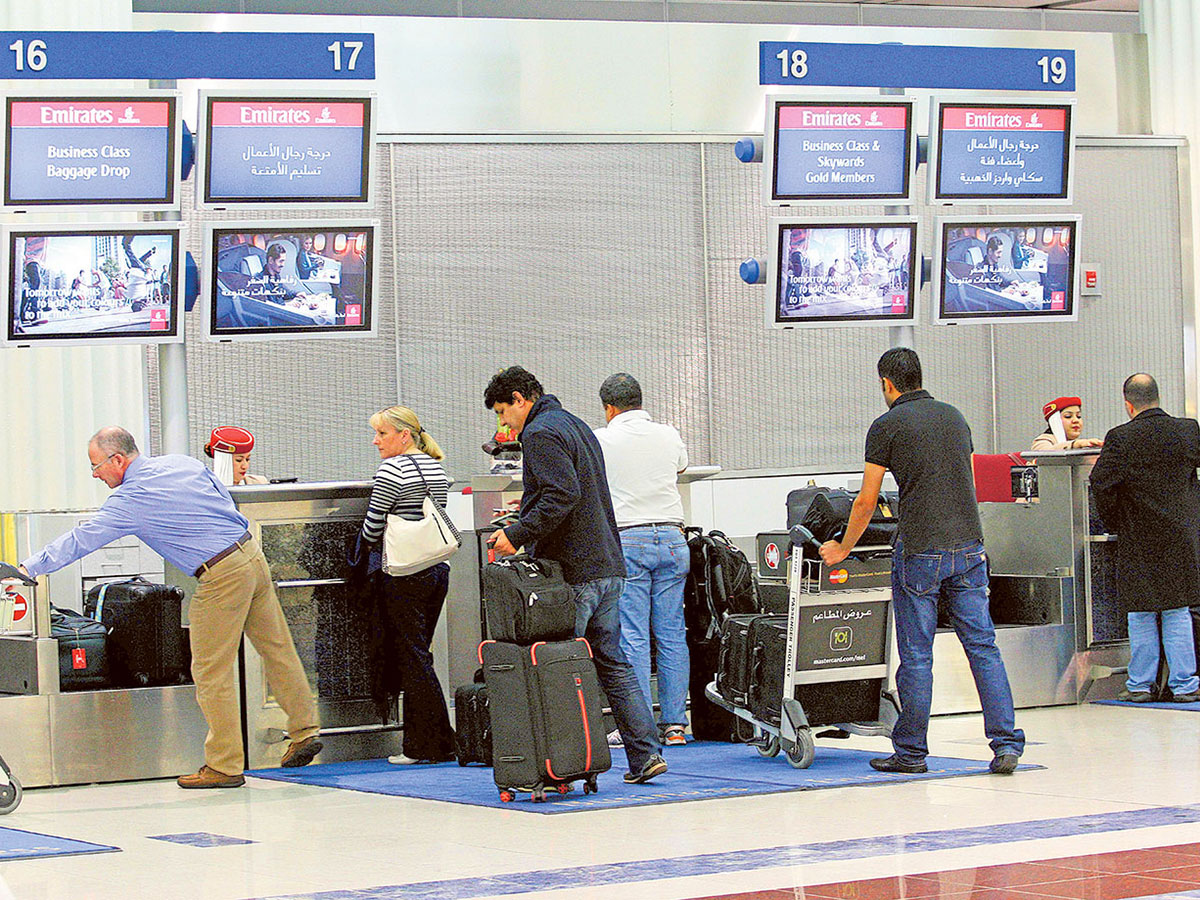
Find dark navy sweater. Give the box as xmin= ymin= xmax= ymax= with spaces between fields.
xmin=504 ymin=395 xmax=626 ymax=585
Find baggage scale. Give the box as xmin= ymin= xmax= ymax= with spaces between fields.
xmin=706 ymin=526 xmax=900 ymax=768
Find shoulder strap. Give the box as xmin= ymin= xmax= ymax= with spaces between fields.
xmin=399 ymin=454 xmax=434 ymax=500
xmin=93 ymin=583 xmax=110 ymax=622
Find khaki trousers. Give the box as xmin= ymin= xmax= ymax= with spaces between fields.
xmin=189 ymin=536 xmax=319 ymax=775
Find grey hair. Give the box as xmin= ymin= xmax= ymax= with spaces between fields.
xmin=599 ymin=373 xmax=642 ymax=411
xmin=90 ymin=426 xmax=139 ymax=457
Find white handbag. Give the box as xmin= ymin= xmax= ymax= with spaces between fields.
xmin=382 ymin=457 xmax=462 ymax=576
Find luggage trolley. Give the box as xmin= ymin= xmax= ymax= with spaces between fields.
xmin=706 ymin=526 xmax=899 ymax=768
xmin=0 ymin=563 xmax=33 ymax=814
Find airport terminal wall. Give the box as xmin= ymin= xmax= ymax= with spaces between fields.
xmin=146 ymin=137 xmax=1188 ymax=484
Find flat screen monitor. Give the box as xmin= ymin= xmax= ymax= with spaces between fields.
xmin=3 ymin=93 xmax=180 ymax=211
xmin=204 ymin=222 xmax=378 ymax=342
xmin=929 ymin=98 xmax=1075 ymax=203
xmin=4 ymin=223 xmax=183 ymax=347
xmin=198 ymin=92 xmax=374 ymax=209
xmin=766 ymin=217 xmax=920 ymax=329
xmin=763 ymin=96 xmax=917 ymax=206
xmin=934 ymin=216 xmax=1080 ymax=325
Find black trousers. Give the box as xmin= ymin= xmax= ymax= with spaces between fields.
xmin=375 ymin=563 xmax=455 ymax=761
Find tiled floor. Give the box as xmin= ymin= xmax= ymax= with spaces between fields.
xmin=1 ymin=701 xmax=1199 ymax=899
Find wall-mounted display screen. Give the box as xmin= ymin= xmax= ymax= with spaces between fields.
xmin=205 ymin=222 xmax=377 ymax=342
xmin=3 ymin=94 xmax=180 ymax=210
xmin=763 ymin=96 xmax=916 ymax=206
xmin=199 ymin=93 xmax=373 ymax=208
xmin=934 ymin=216 xmax=1080 ymax=325
xmin=4 ymin=224 xmax=183 ymax=347
xmin=930 ymin=99 xmax=1074 ymax=203
xmin=766 ymin=218 xmax=919 ymax=329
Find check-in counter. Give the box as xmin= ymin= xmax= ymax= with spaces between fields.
xmin=951 ymin=449 xmax=1127 ymax=713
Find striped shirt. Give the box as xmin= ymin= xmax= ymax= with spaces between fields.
xmin=361 ymin=452 xmax=450 ymax=544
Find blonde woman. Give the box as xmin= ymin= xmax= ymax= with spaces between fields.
xmin=359 ymin=406 xmax=456 ymax=765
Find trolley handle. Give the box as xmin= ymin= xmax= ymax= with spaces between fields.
xmin=0 ymin=563 xmax=34 ymax=586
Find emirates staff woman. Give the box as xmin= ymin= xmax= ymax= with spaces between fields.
xmin=205 ymin=426 xmax=269 ymax=486
xmin=1032 ymin=397 xmax=1103 ymax=451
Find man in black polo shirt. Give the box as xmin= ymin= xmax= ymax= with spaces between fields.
xmin=820 ymin=348 xmax=1025 ymax=775
xmin=485 ymin=366 xmax=667 ymax=784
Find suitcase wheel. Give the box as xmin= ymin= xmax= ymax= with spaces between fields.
xmin=584 ymin=775 xmax=598 ymax=795
xmin=457 ymin=756 xmax=469 ymax=767
xmin=555 ymin=782 xmax=572 ymax=795
xmin=531 ymin=787 xmax=546 ymax=803
xmin=498 ymin=789 xmax=515 ymax=803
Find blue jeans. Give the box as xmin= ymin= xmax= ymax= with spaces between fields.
xmin=618 ymin=526 xmax=691 ymax=727
xmin=890 ymin=539 xmax=1025 ymax=763
xmin=1127 ymin=608 xmax=1199 ymax=695
xmin=572 ymin=576 xmax=660 ymax=773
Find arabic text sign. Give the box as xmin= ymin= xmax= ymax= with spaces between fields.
xmin=5 ymin=97 xmax=176 ymax=206
xmin=205 ymin=98 xmax=370 ymax=203
xmin=936 ymin=104 xmax=1071 ymax=200
xmin=760 ymin=41 xmax=1075 ymax=92
xmin=795 ymin=599 xmax=889 ymax=672
xmin=773 ymin=102 xmax=911 ymax=201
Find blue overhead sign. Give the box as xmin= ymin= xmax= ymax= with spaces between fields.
xmin=760 ymin=42 xmax=1075 ymax=93
xmin=0 ymin=32 xmax=374 ymax=80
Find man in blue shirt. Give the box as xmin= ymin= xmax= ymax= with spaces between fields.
xmin=22 ymin=426 xmax=321 ymax=788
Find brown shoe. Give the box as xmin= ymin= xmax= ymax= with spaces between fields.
xmin=280 ymin=736 xmax=323 ymax=768
xmin=177 ymin=766 xmax=245 ymax=789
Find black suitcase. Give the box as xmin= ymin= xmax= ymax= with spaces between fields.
xmin=748 ymin=617 xmax=789 ymax=725
xmin=480 ymin=637 xmax=611 ymax=801
xmin=454 ymin=681 xmax=492 ymax=767
xmin=687 ymin=640 xmax=738 ymax=742
xmin=481 ymin=557 xmax=577 ymax=645
xmin=757 ymin=579 xmax=789 ymax=615
xmin=51 ymin=607 xmax=109 ymax=690
xmin=716 ymin=614 xmax=761 ymax=706
xmin=85 ymin=577 xmax=191 ymax=687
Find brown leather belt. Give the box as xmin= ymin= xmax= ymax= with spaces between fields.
xmin=195 ymin=531 xmax=252 ymax=577
xmin=618 ymin=522 xmax=684 ymax=532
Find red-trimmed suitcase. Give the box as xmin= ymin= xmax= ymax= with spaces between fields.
xmin=479 ymin=637 xmax=611 ymax=802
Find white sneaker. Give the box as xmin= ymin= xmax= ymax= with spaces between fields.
xmin=387 ymin=753 xmax=423 ymax=765
xmin=606 ymin=729 xmax=624 ymax=748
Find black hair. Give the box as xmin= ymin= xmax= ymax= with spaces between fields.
xmin=484 ymin=366 xmax=544 ymax=409
xmin=599 ymin=373 xmax=642 ymax=411
xmin=267 ymin=243 xmax=287 ymax=261
xmin=1123 ymin=373 xmax=1160 ymax=410
xmin=877 ymin=347 xmax=923 ymax=394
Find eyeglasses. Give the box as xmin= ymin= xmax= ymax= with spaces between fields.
xmin=90 ymin=453 xmax=117 ymax=472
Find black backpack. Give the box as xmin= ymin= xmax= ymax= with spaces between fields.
xmin=683 ymin=528 xmax=759 ymax=646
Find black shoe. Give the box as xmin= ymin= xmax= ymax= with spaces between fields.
xmin=989 ymin=753 xmax=1019 ymax=775
xmin=624 ymin=754 xmax=668 ymax=784
xmin=1171 ymin=692 xmax=1200 ymax=703
xmin=1118 ymin=690 xmax=1154 ymax=703
xmin=869 ymin=754 xmax=927 ymax=774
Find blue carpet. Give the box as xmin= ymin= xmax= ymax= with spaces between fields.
xmin=0 ymin=825 xmax=119 ymax=860
xmin=1093 ymin=699 xmax=1200 ymax=711
xmin=247 ymin=742 xmax=1042 ymax=814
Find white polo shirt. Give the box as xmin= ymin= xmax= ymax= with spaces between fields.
xmin=595 ymin=409 xmax=689 ymax=528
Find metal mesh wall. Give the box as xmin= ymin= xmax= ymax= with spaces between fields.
xmin=147 ymin=139 xmax=1187 ymax=483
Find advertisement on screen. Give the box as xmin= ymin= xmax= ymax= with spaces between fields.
xmin=4 ymin=96 xmax=178 ymax=209
xmin=202 ymin=94 xmax=373 ymax=206
xmin=766 ymin=98 xmax=914 ymax=204
xmin=769 ymin=220 xmax=918 ymax=328
xmin=933 ymin=101 xmax=1073 ymax=202
xmin=937 ymin=218 xmax=1078 ymax=324
xmin=6 ymin=227 xmax=181 ymax=345
xmin=207 ymin=224 xmax=375 ymax=341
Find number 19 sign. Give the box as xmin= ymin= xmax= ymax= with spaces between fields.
xmin=760 ymin=42 xmax=1074 ymax=93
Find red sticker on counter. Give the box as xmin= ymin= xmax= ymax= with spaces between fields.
xmin=764 ymin=543 xmax=780 ymax=570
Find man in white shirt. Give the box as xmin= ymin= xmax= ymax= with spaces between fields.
xmin=595 ymin=373 xmax=691 ymax=746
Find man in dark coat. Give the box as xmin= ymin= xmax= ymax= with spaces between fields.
xmin=1090 ymin=373 xmax=1200 ymax=703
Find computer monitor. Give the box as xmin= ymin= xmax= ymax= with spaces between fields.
xmin=198 ymin=92 xmax=375 ymax=209
xmin=934 ymin=216 xmax=1080 ymax=325
xmin=763 ymin=96 xmax=917 ymax=206
xmin=3 ymin=93 xmax=181 ymax=211
xmin=929 ymin=98 xmax=1075 ymax=204
xmin=203 ymin=221 xmax=378 ymax=342
xmin=766 ymin=217 xmax=920 ymax=329
xmin=3 ymin=223 xmax=183 ymax=347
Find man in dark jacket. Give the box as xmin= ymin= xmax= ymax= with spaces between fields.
xmin=485 ymin=366 xmax=667 ymax=784
xmin=1090 ymin=373 xmax=1200 ymax=702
